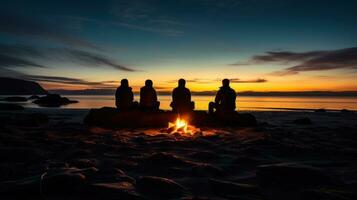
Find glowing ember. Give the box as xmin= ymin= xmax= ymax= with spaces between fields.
xmin=167 ymin=117 xmax=201 ymax=136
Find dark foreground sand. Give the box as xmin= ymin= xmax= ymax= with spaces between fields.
xmin=0 ymin=108 xmax=357 ymax=199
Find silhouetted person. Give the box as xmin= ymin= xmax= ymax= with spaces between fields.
xmin=209 ymin=79 xmax=236 ymax=114
xmin=115 ymin=79 xmax=138 ymax=111
xmin=170 ymin=79 xmax=195 ymax=114
xmin=140 ymin=79 xmax=160 ymax=111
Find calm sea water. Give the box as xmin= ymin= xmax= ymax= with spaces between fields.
xmin=4 ymin=95 xmax=357 ymax=111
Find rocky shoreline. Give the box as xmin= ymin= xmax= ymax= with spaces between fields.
xmin=0 ymin=109 xmax=356 ymax=199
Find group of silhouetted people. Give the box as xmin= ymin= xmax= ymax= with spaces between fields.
xmin=115 ymin=78 xmax=237 ymax=115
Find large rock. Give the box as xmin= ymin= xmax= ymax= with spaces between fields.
xmin=0 ymin=77 xmax=47 ymax=95
xmin=33 ymin=94 xmax=78 ymax=107
xmin=257 ymin=163 xmax=333 ymax=188
xmin=136 ymin=176 xmax=187 ymax=198
xmin=84 ymin=107 xmax=257 ymax=128
xmin=209 ymin=179 xmax=259 ymax=197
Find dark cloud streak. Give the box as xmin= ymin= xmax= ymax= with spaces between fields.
xmin=0 ymin=43 xmax=137 ymax=72
xmin=0 ymin=13 xmax=97 ymax=49
xmin=250 ymin=47 xmax=357 ymax=76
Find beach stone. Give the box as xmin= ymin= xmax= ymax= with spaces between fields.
xmin=33 ymin=94 xmax=78 ymax=107
xmin=2 ymin=96 xmax=28 ymax=102
xmin=136 ymin=176 xmax=187 ymax=198
xmin=191 ymin=164 xmax=225 ymax=177
xmin=143 ymin=152 xmax=194 ymax=167
xmin=0 ymin=103 xmax=24 ymax=111
xmin=84 ymin=107 xmax=257 ymax=128
xmin=42 ymin=171 xmax=86 ymax=195
xmin=300 ymin=188 xmax=356 ymax=200
xmin=88 ymin=182 xmax=143 ymax=200
xmin=293 ymin=117 xmax=312 ymax=125
xmin=257 ymin=163 xmax=332 ymax=188
xmin=71 ymin=158 xmax=99 ymax=168
xmin=209 ymin=179 xmax=259 ymax=196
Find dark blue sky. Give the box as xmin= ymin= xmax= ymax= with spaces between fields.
xmin=1 ymin=0 xmax=357 ymax=91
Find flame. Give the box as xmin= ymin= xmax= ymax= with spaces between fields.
xmin=167 ymin=117 xmax=199 ymax=136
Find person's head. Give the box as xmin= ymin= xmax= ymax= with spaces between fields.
xmin=145 ymin=79 xmax=153 ymax=87
xmin=178 ymin=79 xmax=186 ymax=87
xmin=121 ymin=79 xmax=129 ymax=87
xmin=222 ymin=79 xmax=230 ymax=87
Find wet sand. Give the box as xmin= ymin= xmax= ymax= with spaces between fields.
xmin=0 ymin=108 xmax=357 ymax=199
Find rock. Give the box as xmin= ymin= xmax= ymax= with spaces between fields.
xmin=84 ymin=107 xmax=257 ymax=128
xmin=0 ymin=170 xmax=86 ymax=197
xmin=293 ymin=117 xmax=312 ymax=125
xmin=33 ymin=94 xmax=78 ymax=107
xmin=0 ymin=77 xmax=47 ymax=95
xmin=301 ymin=188 xmax=356 ymax=200
xmin=0 ymin=103 xmax=24 ymax=110
xmin=136 ymin=176 xmax=187 ymax=198
xmin=42 ymin=172 xmax=86 ymax=195
xmin=191 ymin=164 xmax=225 ymax=177
xmin=341 ymin=109 xmax=352 ymax=113
xmin=28 ymin=95 xmax=40 ymax=100
xmin=209 ymin=179 xmax=259 ymax=196
xmin=257 ymin=163 xmax=333 ymax=188
xmin=88 ymin=182 xmax=143 ymax=199
xmin=143 ymin=152 xmax=194 ymax=168
xmin=2 ymin=96 xmax=28 ymax=102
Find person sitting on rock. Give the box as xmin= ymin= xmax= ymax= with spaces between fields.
xmin=209 ymin=79 xmax=236 ymax=114
xmin=170 ymin=79 xmax=195 ymax=114
xmin=140 ymin=79 xmax=160 ymax=111
xmin=115 ymin=79 xmax=138 ymax=111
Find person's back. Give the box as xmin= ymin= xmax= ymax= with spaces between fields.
xmin=209 ymin=79 xmax=236 ymax=114
xmin=170 ymin=79 xmax=194 ymax=113
xmin=140 ymin=79 xmax=160 ymax=111
xmin=216 ymin=86 xmax=236 ymax=111
xmin=115 ymin=79 xmax=135 ymax=110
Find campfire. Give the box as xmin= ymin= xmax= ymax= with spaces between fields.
xmin=167 ymin=117 xmax=201 ymax=137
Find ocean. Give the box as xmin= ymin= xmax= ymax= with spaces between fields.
xmin=4 ymin=95 xmax=357 ymax=111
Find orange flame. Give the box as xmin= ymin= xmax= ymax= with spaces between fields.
xmin=167 ymin=117 xmax=200 ymax=136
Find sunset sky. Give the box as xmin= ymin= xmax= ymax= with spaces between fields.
xmin=1 ymin=0 xmax=357 ymax=93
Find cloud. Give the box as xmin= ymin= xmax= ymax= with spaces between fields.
xmin=168 ymin=78 xmax=267 ymax=84
xmin=0 ymin=54 xmax=45 ymax=68
xmin=0 ymin=43 xmax=137 ymax=71
xmin=228 ymin=78 xmax=268 ymax=83
xmin=0 ymin=13 xmax=97 ymax=49
xmin=23 ymin=75 xmax=118 ymax=89
xmin=250 ymin=47 xmax=357 ymax=76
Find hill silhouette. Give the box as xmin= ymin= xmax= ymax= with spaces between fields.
xmin=0 ymin=77 xmax=47 ymax=95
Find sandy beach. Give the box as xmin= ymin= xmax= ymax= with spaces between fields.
xmin=1 ymin=108 xmax=356 ymax=199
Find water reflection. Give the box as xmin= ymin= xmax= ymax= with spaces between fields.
xmin=9 ymin=95 xmax=357 ymax=111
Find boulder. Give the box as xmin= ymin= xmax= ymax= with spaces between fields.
xmin=136 ymin=176 xmax=187 ymax=198
xmin=209 ymin=179 xmax=259 ymax=196
xmin=84 ymin=107 xmax=257 ymax=128
xmin=33 ymin=94 xmax=78 ymax=107
xmin=0 ymin=103 xmax=24 ymax=111
xmin=257 ymin=163 xmax=333 ymax=188
xmin=88 ymin=182 xmax=143 ymax=200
